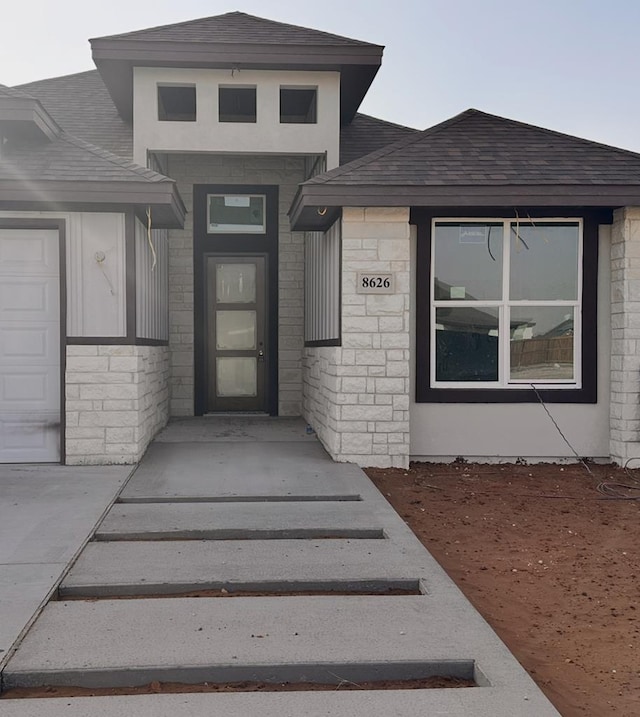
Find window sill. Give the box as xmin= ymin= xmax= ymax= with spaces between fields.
xmin=417 ymin=386 xmax=596 ymax=404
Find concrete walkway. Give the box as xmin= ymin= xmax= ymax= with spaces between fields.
xmin=1 ymin=418 xmax=561 ymax=716
xmin=0 ymin=465 xmax=130 ymax=671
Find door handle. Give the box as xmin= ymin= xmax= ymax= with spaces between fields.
xmin=258 ymin=349 xmax=264 ymax=361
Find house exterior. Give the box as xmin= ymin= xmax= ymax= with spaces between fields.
xmin=2 ymin=11 xmax=640 ymax=469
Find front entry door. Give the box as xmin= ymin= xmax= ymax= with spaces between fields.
xmin=206 ymin=256 xmax=266 ymax=412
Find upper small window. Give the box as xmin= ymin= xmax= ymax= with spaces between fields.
xmin=280 ymin=87 xmax=317 ymax=124
xmin=157 ymin=85 xmax=196 ymax=122
xmin=207 ymin=194 xmax=266 ymax=234
xmin=219 ymin=87 xmax=257 ymax=123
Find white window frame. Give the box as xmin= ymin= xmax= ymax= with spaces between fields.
xmin=430 ymin=217 xmax=583 ymax=390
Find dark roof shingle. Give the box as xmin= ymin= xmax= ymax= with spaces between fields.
xmin=16 ymin=70 xmax=132 ymax=159
xmin=0 ymin=84 xmax=36 ymax=100
xmin=0 ymin=132 xmax=170 ymax=183
xmin=339 ymin=113 xmax=419 ymax=165
xmin=311 ymin=109 xmax=640 ymax=186
xmin=95 ymin=11 xmax=374 ymax=47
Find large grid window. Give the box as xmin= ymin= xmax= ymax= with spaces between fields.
xmin=431 ymin=219 xmax=582 ymax=389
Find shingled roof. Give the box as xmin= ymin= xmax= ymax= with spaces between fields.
xmin=0 ymin=132 xmax=185 ymax=227
xmin=16 ymin=70 xmax=132 ymax=159
xmin=0 ymin=84 xmax=36 ymax=100
xmin=0 ymin=82 xmax=61 ymax=142
xmin=339 ymin=113 xmax=419 ymax=165
xmin=97 ymin=11 xmax=373 ymax=47
xmin=90 ymin=11 xmax=383 ymax=124
xmin=291 ymin=109 xmax=640 ymax=230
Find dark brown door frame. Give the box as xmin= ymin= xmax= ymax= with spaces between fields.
xmin=193 ymin=184 xmax=279 ymax=416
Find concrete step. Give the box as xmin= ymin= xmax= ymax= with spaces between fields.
xmin=95 ymin=502 xmax=383 ymax=541
xmin=119 ymin=442 xmax=364 ymax=502
xmin=0 ymin=687 xmax=561 ymax=717
xmin=5 ymin=596 xmax=490 ymax=689
xmin=59 ymin=540 xmax=422 ymax=597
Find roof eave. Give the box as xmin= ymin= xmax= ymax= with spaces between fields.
xmin=290 ymin=183 xmax=640 ymax=231
xmin=0 ymin=179 xmax=186 ymax=228
xmin=91 ymin=41 xmax=383 ymax=122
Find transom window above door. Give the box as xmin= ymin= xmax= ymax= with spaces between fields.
xmin=207 ymin=194 xmax=266 ymax=234
xmin=430 ymin=219 xmax=582 ymax=389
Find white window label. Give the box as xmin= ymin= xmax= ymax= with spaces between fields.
xmin=356 ymin=272 xmax=394 ymax=294
xmin=224 ymin=196 xmax=251 ymax=207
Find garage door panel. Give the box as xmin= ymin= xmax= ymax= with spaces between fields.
xmin=0 ymin=229 xmax=60 ymax=463
xmin=0 ymin=368 xmax=59 ymax=412
xmin=0 ymin=277 xmax=59 ymax=320
xmin=0 ymin=414 xmax=60 ymax=462
xmin=0 ymin=324 xmax=60 ymax=365
xmin=0 ymin=230 xmax=58 ymax=275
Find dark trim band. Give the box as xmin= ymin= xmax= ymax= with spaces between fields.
xmin=66 ymin=337 xmax=169 ymax=346
xmin=305 ymin=339 xmax=342 ymax=348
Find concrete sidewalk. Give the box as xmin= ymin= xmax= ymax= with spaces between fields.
xmin=0 ymin=464 xmax=130 ymax=671
xmin=0 ymin=418 xmax=561 ymax=716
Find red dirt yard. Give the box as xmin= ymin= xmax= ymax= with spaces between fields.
xmin=366 ymin=462 xmax=640 ymax=717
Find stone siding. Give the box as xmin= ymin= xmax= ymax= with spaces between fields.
xmin=167 ymin=154 xmax=306 ymax=417
xmin=65 ymin=345 xmax=169 ymax=465
xmin=303 ymin=208 xmax=411 ymax=468
xmin=610 ymin=207 xmax=640 ymax=464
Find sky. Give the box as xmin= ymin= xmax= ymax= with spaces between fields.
xmin=2 ymin=0 xmax=640 ymax=152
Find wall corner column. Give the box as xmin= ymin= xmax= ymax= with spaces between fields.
xmin=332 ymin=207 xmax=411 ymax=468
xmin=610 ymin=207 xmax=640 ymax=465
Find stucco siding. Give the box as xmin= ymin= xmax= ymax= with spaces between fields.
xmin=133 ymin=68 xmax=340 ymax=168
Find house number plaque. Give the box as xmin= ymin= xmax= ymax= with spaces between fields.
xmin=356 ymin=272 xmax=395 ymax=294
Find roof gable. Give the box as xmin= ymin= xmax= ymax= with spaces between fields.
xmin=309 ymin=109 xmax=640 ymax=187
xmin=95 ymin=11 xmax=372 ymax=47
xmin=90 ymin=11 xmax=383 ymax=124
xmin=291 ymin=109 xmax=640 ymax=230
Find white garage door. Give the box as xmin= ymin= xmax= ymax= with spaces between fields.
xmin=0 ymin=229 xmax=60 ymax=462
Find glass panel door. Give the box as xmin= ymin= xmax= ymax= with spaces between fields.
xmin=206 ymin=256 xmax=266 ymax=411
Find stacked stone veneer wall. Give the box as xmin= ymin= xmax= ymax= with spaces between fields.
xmin=65 ymin=345 xmax=169 ymax=465
xmin=303 ymin=208 xmax=411 ymax=468
xmin=610 ymin=207 xmax=640 ymax=464
xmin=167 ymin=154 xmax=306 ymax=417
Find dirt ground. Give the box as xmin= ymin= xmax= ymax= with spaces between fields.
xmin=366 ymin=462 xmax=640 ymax=717
xmin=3 ymin=676 xmax=471 ymax=700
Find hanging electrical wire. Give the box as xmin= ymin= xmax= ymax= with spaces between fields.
xmin=531 ymin=383 xmax=640 ymax=500
xmin=146 ymin=206 xmax=157 ymax=271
